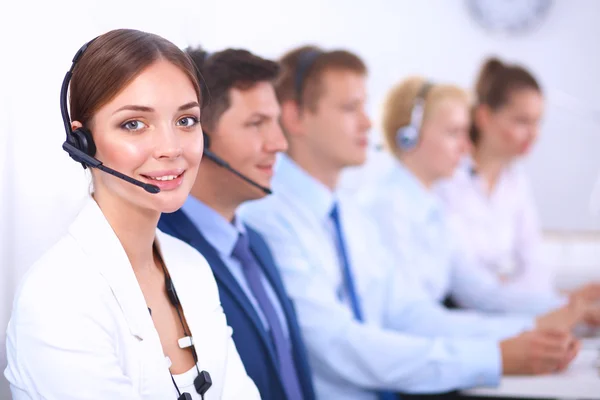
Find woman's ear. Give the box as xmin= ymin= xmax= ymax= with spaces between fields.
xmin=71 ymin=121 xmax=83 ymax=131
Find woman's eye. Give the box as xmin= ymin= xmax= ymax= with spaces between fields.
xmin=121 ymin=120 xmax=147 ymax=131
xmin=177 ymin=116 xmax=199 ymax=127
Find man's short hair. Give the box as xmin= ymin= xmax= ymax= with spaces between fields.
xmin=186 ymin=47 xmax=280 ymax=131
xmin=275 ymin=45 xmax=367 ymax=112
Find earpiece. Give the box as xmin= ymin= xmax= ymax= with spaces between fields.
xmin=67 ymin=127 xmax=97 ymax=163
xmin=395 ymin=81 xmax=433 ymax=151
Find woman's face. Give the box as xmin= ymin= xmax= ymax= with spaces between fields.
xmin=80 ymin=59 xmax=203 ymax=214
xmin=479 ymin=88 xmax=544 ymax=158
xmin=415 ymin=98 xmax=471 ymax=182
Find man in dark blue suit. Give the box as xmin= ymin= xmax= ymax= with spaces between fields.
xmin=159 ymin=47 xmax=315 ymax=400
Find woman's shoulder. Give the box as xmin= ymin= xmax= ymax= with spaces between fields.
xmin=10 ymin=233 xmax=112 ymax=333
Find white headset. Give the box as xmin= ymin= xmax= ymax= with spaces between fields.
xmin=395 ymin=81 xmax=433 ymax=150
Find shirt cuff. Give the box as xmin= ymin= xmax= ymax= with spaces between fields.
xmin=458 ymin=339 xmax=502 ymax=389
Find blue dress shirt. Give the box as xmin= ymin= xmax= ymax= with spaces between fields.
xmin=239 ymin=154 xmax=536 ymax=400
xmin=358 ymin=158 xmax=567 ymax=314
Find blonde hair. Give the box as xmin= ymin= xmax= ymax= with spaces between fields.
xmin=382 ymin=76 xmax=470 ymax=156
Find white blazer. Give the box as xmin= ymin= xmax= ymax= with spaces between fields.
xmin=4 ymin=198 xmax=260 ymax=400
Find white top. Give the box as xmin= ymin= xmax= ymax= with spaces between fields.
xmin=359 ymin=158 xmax=566 ymax=314
xmin=4 ymin=197 xmax=259 ymax=400
xmin=436 ymin=160 xmax=555 ymax=293
xmin=172 ymin=363 xmax=202 ymax=400
xmin=240 ymin=154 xmax=535 ymax=400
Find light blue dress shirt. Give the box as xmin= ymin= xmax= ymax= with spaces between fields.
xmin=358 ymin=159 xmax=567 ymax=315
xmin=239 ymin=154 xmax=535 ymax=400
xmin=182 ymin=196 xmax=289 ymax=338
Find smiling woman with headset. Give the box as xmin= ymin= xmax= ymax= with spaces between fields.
xmin=4 ymin=29 xmax=259 ymax=400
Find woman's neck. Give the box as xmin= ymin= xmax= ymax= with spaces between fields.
xmin=399 ymin=155 xmax=435 ymax=190
xmin=473 ymin=144 xmax=511 ymax=194
xmin=93 ymin=189 xmax=159 ymax=272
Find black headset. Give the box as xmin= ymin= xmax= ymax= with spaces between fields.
xmin=60 ymin=38 xmax=160 ymax=194
xmin=294 ymin=49 xmax=322 ymax=104
xmin=395 ymin=81 xmax=433 ymax=150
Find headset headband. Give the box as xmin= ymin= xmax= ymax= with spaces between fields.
xmin=294 ymin=49 xmax=323 ymax=104
xmin=60 ymin=37 xmax=98 ymax=138
xmin=409 ymin=81 xmax=433 ymax=129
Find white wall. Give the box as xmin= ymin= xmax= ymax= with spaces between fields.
xmin=331 ymin=0 xmax=600 ymax=233
xmin=1 ymin=0 xmax=600 ymax=397
xmin=0 ymin=28 xmax=13 ymax=400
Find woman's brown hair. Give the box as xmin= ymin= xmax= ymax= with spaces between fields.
xmin=69 ymin=28 xmax=201 ymax=128
xmin=470 ymin=57 xmax=541 ymax=144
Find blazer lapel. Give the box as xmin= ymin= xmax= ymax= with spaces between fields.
xmin=69 ymin=198 xmax=155 ymax=342
xmin=160 ymin=211 xmax=279 ymax=365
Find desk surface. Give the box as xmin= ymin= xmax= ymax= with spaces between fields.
xmin=463 ymin=338 xmax=600 ymax=399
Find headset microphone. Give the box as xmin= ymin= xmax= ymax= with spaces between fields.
xmin=62 ymin=142 xmax=160 ymax=194
xmin=202 ymin=133 xmax=272 ymax=195
xmin=60 ymin=38 xmax=160 ymax=195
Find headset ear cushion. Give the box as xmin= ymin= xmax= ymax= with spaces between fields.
xmin=71 ymin=128 xmax=96 ymax=157
xmin=395 ymin=126 xmax=418 ymax=150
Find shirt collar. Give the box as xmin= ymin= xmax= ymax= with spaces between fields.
xmin=273 ymin=153 xmax=336 ymax=220
xmin=181 ymin=195 xmax=245 ymax=257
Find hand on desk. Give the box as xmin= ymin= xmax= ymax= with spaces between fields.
xmin=500 ymin=329 xmax=580 ymax=375
xmin=535 ymin=296 xmax=590 ymax=332
xmin=569 ymin=282 xmax=600 ymax=303
xmin=569 ymin=283 xmax=600 ymax=326
xmin=581 ymin=303 xmax=600 ymax=326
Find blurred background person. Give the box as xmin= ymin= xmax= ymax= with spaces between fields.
xmin=359 ymin=76 xmax=600 ymax=326
xmin=437 ymin=58 xmax=600 ymax=310
xmin=241 ymin=45 xmax=580 ymax=400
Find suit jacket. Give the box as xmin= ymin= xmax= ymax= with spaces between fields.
xmin=159 ymin=209 xmax=316 ymax=400
xmin=4 ymin=197 xmax=259 ymax=400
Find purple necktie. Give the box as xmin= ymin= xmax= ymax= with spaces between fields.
xmin=232 ymin=232 xmax=303 ymax=400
